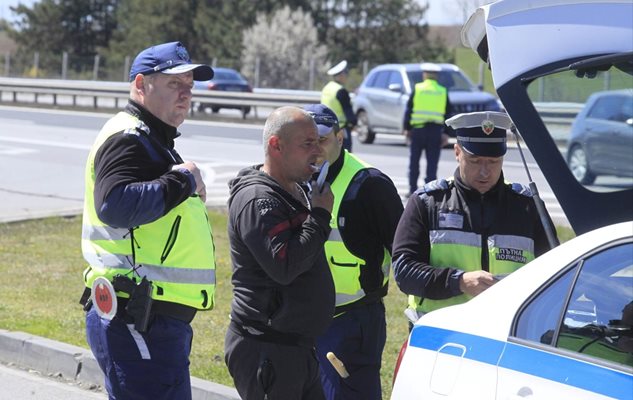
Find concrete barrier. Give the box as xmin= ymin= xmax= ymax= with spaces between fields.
xmin=0 ymin=329 xmax=240 ymax=399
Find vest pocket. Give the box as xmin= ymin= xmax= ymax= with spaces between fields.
xmin=160 ymin=215 xmax=182 ymax=264
xmin=201 ymin=290 xmax=208 ymax=308
xmin=329 ymin=256 xmax=358 ymax=267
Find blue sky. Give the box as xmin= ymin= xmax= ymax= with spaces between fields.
xmin=0 ymin=0 xmax=466 ymax=25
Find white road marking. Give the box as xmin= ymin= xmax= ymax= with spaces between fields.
xmin=0 ymin=144 xmax=38 ymax=155
xmin=0 ymin=136 xmax=91 ymax=150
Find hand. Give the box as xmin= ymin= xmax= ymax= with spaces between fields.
xmin=173 ymin=161 xmax=206 ymax=203
xmin=311 ymin=181 xmax=334 ymax=213
xmin=459 ymin=270 xmax=497 ymax=297
xmin=403 ymin=130 xmax=411 ymax=146
xmin=441 ymin=133 xmax=450 ymax=147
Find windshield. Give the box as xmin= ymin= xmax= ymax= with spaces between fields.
xmin=526 ymin=60 xmax=633 ymax=193
xmin=407 ymin=70 xmax=476 ymax=92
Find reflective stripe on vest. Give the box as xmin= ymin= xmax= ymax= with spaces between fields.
xmin=410 ymin=79 xmax=447 ymax=127
xmin=325 ymin=152 xmax=390 ymax=308
xmin=408 ymin=230 xmax=535 ymax=313
xmin=321 ymin=81 xmax=347 ymax=127
xmin=81 ymin=111 xmax=216 ymax=310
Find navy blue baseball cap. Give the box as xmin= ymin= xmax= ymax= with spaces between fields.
xmin=129 ymin=41 xmax=214 ymax=82
xmin=303 ymin=104 xmax=340 ymax=136
xmin=446 ymin=111 xmax=513 ymax=157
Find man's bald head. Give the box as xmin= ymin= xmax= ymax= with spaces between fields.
xmin=263 ymin=106 xmax=315 ymax=155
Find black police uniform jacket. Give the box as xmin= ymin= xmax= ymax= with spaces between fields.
xmin=392 ymin=169 xmax=554 ymax=300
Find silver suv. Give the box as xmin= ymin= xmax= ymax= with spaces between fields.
xmin=352 ymin=63 xmax=501 ymax=144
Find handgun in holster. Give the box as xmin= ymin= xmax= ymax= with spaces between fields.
xmin=112 ymin=275 xmax=154 ymax=333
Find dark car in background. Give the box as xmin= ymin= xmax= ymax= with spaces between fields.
xmin=194 ymin=67 xmax=253 ymax=116
xmin=352 ymin=63 xmax=501 ymax=144
xmin=567 ymin=89 xmax=633 ymax=185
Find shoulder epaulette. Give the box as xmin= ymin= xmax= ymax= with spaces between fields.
xmin=416 ymin=179 xmax=450 ymax=197
xmin=122 ymin=121 xmax=150 ymax=137
xmin=122 ymin=127 xmax=140 ymax=136
xmin=510 ymin=182 xmax=533 ymax=197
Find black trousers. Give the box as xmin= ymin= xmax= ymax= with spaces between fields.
xmin=408 ymin=123 xmax=443 ymax=194
xmin=225 ymin=324 xmax=325 ymax=400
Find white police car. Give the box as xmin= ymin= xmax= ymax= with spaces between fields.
xmin=391 ymin=1 xmax=633 ymax=399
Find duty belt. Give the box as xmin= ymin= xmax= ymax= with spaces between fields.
xmin=79 ymin=286 xmax=197 ymax=323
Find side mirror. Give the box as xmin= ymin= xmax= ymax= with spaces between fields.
xmin=388 ymin=83 xmax=403 ymax=93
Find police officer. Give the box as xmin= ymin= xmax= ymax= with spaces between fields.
xmin=403 ymin=63 xmax=452 ymax=197
xmin=392 ymin=111 xmax=555 ymax=327
xmin=304 ymin=104 xmax=403 ymax=400
xmin=322 ymin=60 xmax=357 ymax=152
xmin=80 ymin=41 xmax=216 ymax=399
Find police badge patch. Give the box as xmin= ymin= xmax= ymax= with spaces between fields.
xmin=176 ymin=44 xmax=190 ymax=62
xmin=481 ymin=118 xmax=495 ymax=135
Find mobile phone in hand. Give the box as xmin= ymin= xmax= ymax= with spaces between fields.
xmin=316 ymin=161 xmax=329 ymax=193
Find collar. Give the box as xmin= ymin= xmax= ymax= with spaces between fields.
xmin=453 ymin=168 xmax=504 ymax=199
xmin=125 ymin=100 xmax=180 ymax=146
xmin=326 ymin=147 xmax=346 ymax=182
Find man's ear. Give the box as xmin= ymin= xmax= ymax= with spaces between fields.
xmin=454 ymin=143 xmax=461 ymax=160
xmin=269 ymin=135 xmax=281 ymax=153
xmin=335 ymin=129 xmax=344 ymax=146
xmin=133 ymin=74 xmax=146 ymax=96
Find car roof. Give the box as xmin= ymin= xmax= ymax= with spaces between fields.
xmin=590 ymin=89 xmax=633 ymax=99
xmin=369 ymin=63 xmax=460 ymax=73
xmin=461 ymin=0 xmax=633 ymax=233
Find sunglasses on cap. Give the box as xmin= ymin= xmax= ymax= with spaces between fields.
xmin=306 ymin=111 xmax=338 ymax=127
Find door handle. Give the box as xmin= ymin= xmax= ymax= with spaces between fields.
xmin=507 ymin=386 xmax=533 ymax=399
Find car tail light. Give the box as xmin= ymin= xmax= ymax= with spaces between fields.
xmin=392 ymin=338 xmax=409 ymax=387
xmin=207 ymin=82 xmax=217 ymax=90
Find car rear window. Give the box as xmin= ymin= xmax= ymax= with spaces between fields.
xmin=587 ymin=95 xmax=633 ymax=123
xmin=214 ymin=71 xmax=241 ymax=81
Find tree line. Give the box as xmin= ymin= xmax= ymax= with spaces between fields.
xmin=1 ymin=0 xmax=453 ymax=88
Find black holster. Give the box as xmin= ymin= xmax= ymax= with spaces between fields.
xmin=112 ymin=275 xmax=154 ymax=333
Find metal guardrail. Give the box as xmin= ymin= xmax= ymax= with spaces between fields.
xmin=0 ymin=77 xmax=321 ymax=112
xmin=0 ymin=77 xmax=583 ymax=122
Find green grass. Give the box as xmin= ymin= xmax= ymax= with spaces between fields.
xmin=0 ymin=211 xmax=574 ymax=398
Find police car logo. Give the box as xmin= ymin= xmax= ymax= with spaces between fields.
xmin=481 ymin=119 xmax=495 ymax=135
xmin=176 ymin=44 xmax=190 ymax=62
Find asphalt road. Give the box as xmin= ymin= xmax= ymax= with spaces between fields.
xmin=0 ymin=104 xmax=568 ymax=225
xmin=0 ymin=362 xmax=106 ymax=400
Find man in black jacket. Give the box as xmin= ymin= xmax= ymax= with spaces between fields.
xmin=225 ymin=106 xmax=335 ymax=400
xmin=392 ymin=111 xmax=554 ymax=328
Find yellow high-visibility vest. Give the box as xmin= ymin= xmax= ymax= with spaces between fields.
xmin=410 ymin=79 xmax=447 ymax=127
xmin=81 ymin=112 xmax=216 ymax=310
xmin=325 ymin=151 xmax=390 ymax=313
xmin=322 ymin=81 xmax=347 ymax=127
